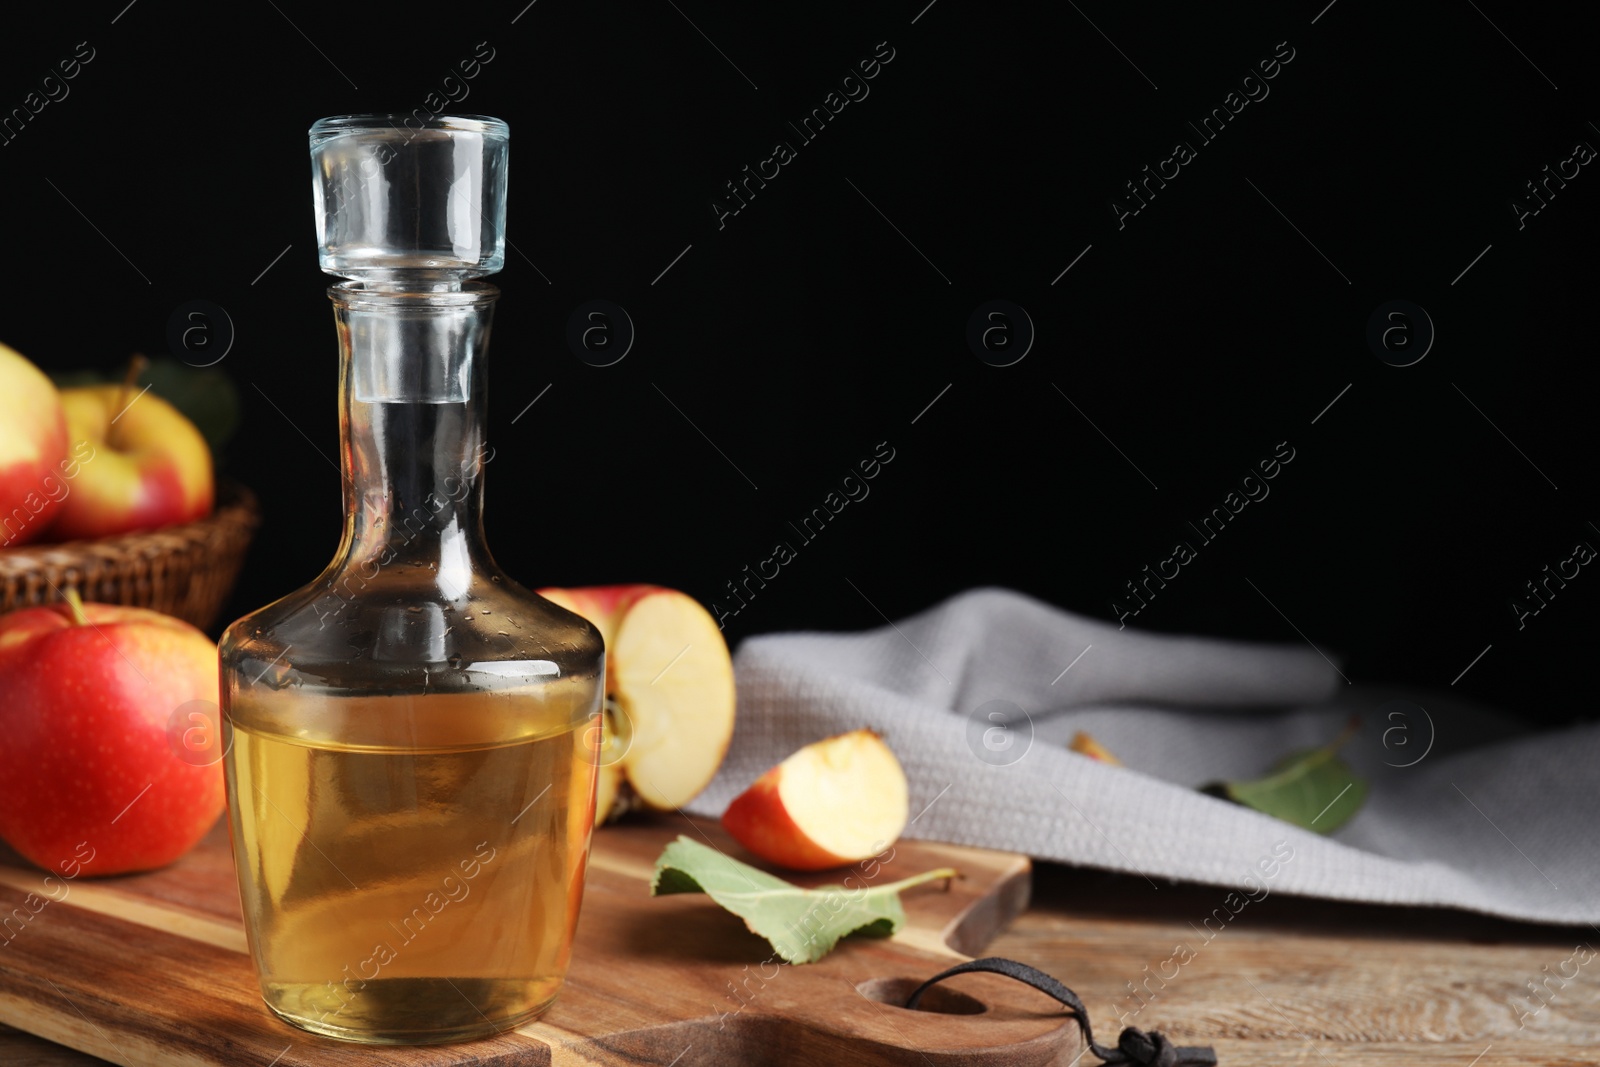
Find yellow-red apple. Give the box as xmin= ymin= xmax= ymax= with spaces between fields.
xmin=0 ymin=594 xmax=225 ymax=875
xmin=539 ymin=585 xmax=736 ymax=822
xmin=721 ymin=729 xmax=908 ymax=871
xmin=1069 ymin=730 xmax=1122 ymax=765
xmin=48 ymin=384 xmax=212 ymax=541
xmin=0 ymin=342 xmax=70 ymax=547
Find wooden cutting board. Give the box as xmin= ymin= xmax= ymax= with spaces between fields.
xmin=0 ymin=816 xmax=1077 ymax=1066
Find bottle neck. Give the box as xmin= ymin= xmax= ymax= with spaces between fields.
xmin=331 ymin=283 xmax=498 ymax=599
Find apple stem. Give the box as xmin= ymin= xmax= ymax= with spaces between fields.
xmin=59 ymin=588 xmax=91 ymax=627
xmin=106 ymin=354 xmax=149 ymax=452
xmin=881 ymin=867 xmax=960 ymax=895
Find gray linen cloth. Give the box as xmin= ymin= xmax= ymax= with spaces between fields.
xmin=686 ymin=588 xmax=1598 ymax=926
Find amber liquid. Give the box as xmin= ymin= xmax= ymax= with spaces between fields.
xmin=224 ymin=684 xmax=599 ymax=1043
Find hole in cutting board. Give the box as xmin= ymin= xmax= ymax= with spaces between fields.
xmin=855 ymin=977 xmax=986 ymax=1014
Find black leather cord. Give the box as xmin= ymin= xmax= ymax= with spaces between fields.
xmin=904 ymin=957 xmax=1218 ymax=1067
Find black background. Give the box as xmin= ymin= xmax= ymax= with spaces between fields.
xmin=2 ymin=1 xmax=1595 ymax=726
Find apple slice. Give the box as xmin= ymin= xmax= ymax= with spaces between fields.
xmin=539 ymin=585 xmax=736 ymax=822
xmin=721 ymin=729 xmax=909 ymax=871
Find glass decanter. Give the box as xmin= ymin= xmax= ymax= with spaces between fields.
xmin=218 ymin=114 xmax=604 ymax=1044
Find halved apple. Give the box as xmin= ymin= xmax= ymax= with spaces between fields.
xmin=720 ymin=729 xmax=909 ymax=871
xmin=539 ymin=585 xmax=736 ymax=823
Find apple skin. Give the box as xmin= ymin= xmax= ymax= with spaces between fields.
xmin=0 ymin=600 xmax=225 ymax=876
xmin=0 ymin=342 xmax=70 ymax=547
xmin=48 ymin=385 xmax=212 ymax=542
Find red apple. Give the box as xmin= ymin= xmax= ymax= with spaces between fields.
xmin=539 ymin=585 xmax=736 ymax=822
xmin=48 ymin=383 xmax=212 ymax=541
xmin=0 ymin=594 xmax=224 ymax=875
xmin=0 ymin=342 xmax=70 ymax=547
xmin=721 ymin=729 xmax=908 ymax=871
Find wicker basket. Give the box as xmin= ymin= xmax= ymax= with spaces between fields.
xmin=0 ymin=481 xmax=261 ymax=632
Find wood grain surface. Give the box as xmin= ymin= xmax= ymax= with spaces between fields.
xmin=0 ymin=815 xmax=1063 ymax=1066
xmin=5 ymin=822 xmax=1597 ymax=1066
xmin=979 ymin=863 xmax=1600 ymax=1067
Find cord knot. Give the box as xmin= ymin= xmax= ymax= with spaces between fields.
xmin=1105 ymin=1026 xmax=1215 ymax=1067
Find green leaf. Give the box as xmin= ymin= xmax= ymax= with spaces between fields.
xmin=1218 ymin=720 xmax=1368 ymax=834
xmin=649 ymin=836 xmax=956 ymax=964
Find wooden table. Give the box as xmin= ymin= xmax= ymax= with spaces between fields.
xmin=4 ymin=859 xmax=1594 ymax=1065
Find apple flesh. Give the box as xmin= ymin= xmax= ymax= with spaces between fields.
xmin=0 ymin=596 xmax=225 ymax=875
xmin=721 ymin=729 xmax=909 ymax=871
xmin=49 ymin=384 xmax=212 ymax=542
xmin=0 ymin=342 xmax=70 ymax=547
xmin=539 ymin=585 xmax=736 ymax=822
